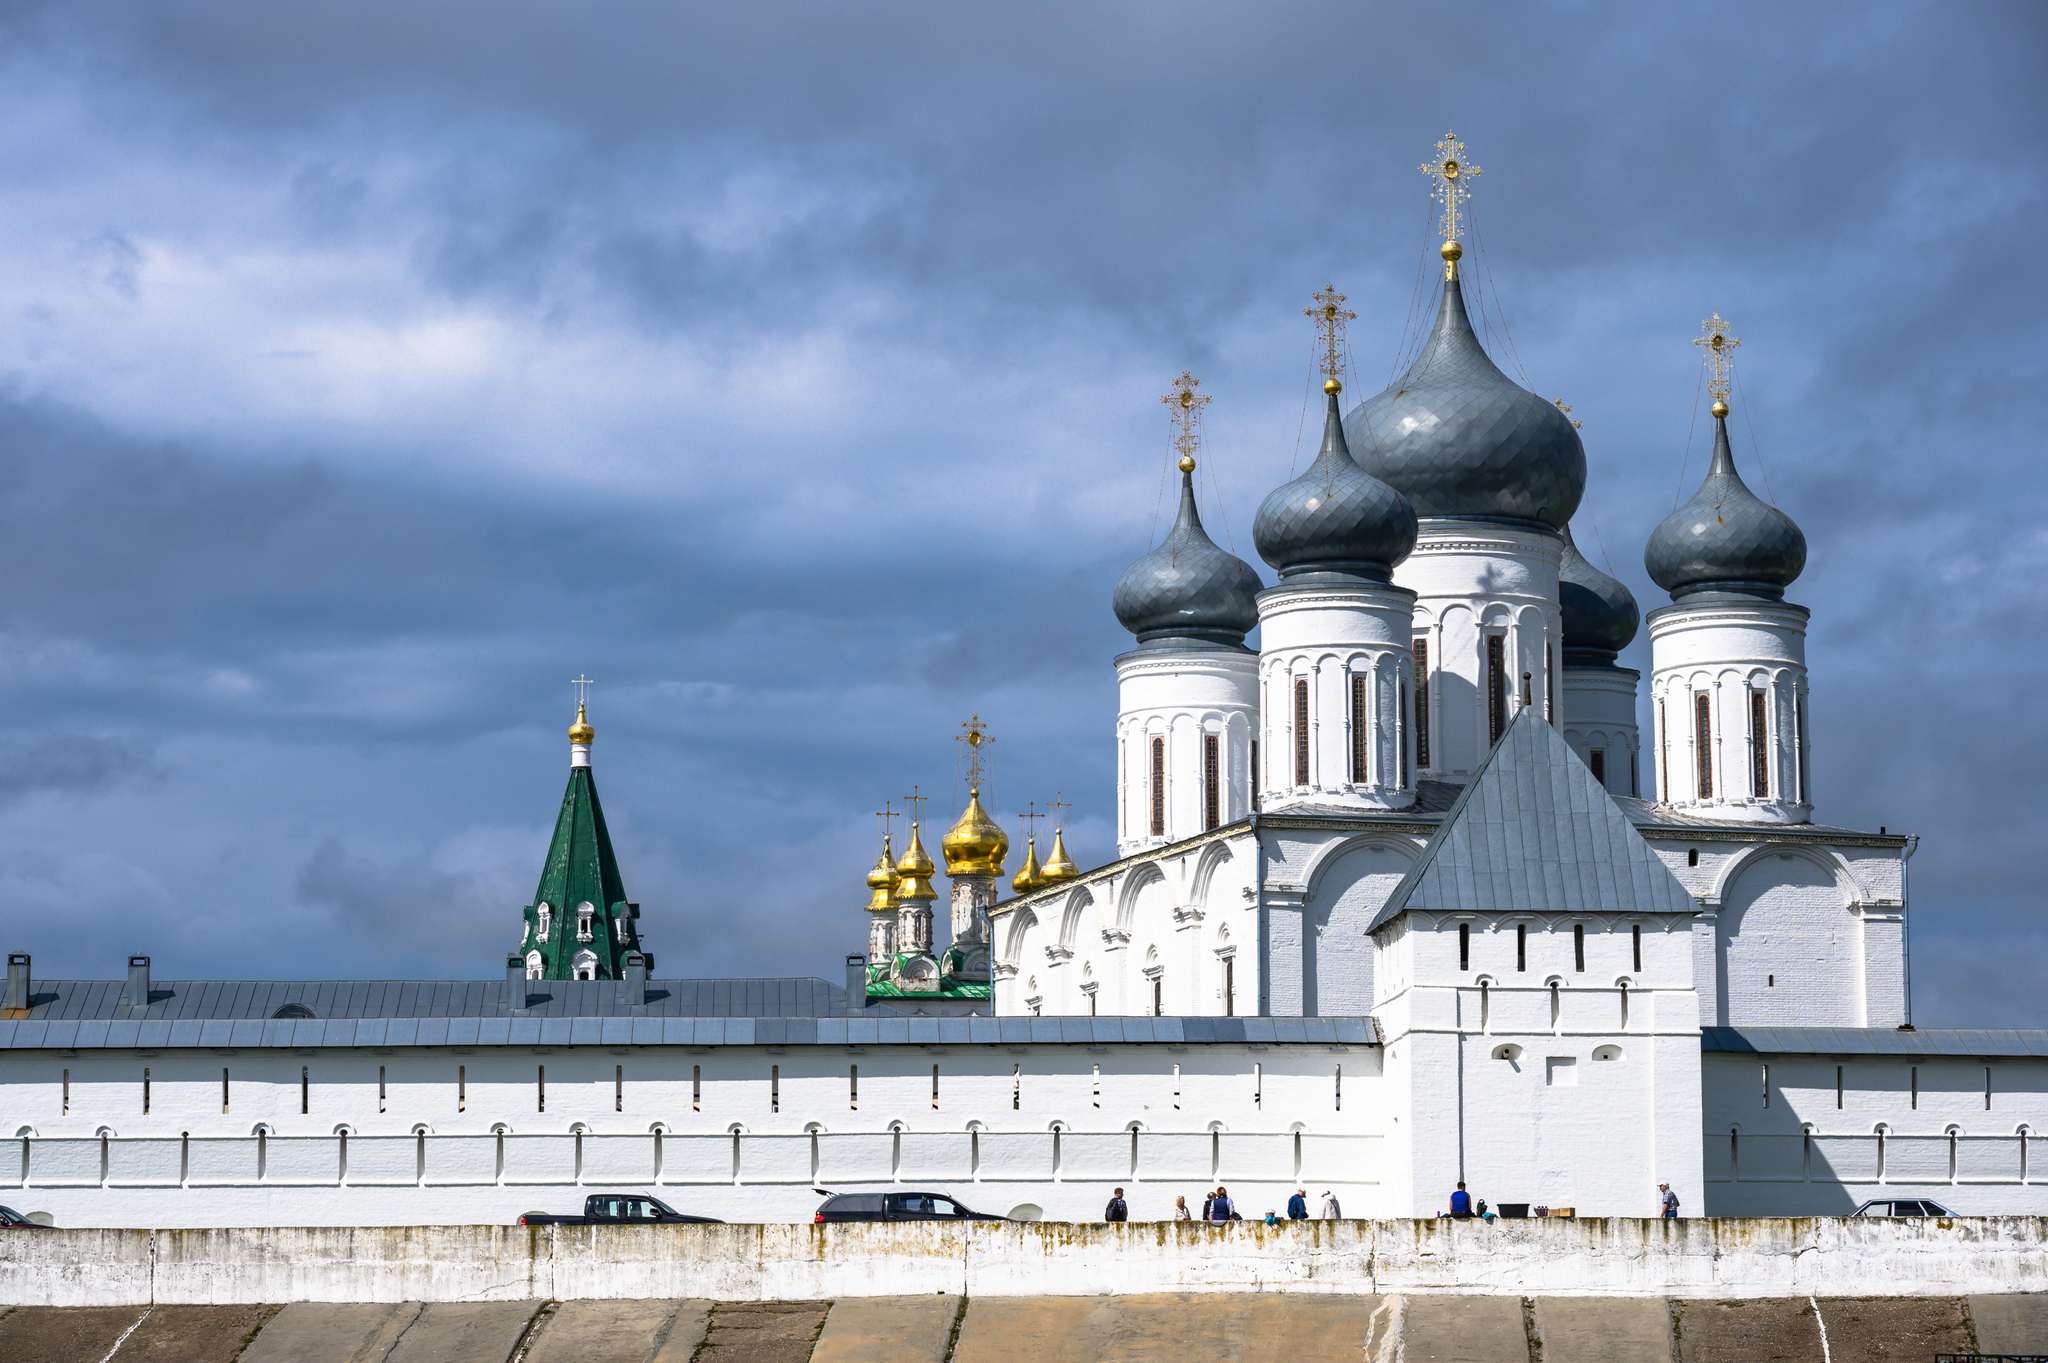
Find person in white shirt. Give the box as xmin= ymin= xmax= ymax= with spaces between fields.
xmin=1320 ymin=1191 xmax=1341 ymax=1219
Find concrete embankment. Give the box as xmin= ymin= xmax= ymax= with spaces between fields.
xmin=2 ymin=1293 xmax=2046 ymax=1363
xmin=3 ymin=1217 xmax=2046 ymax=1307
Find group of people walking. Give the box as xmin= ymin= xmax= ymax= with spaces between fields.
xmin=1101 ymin=1187 xmax=1343 ymax=1222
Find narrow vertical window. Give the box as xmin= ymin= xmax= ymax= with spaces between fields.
xmin=1516 ymin=923 xmax=1526 ymax=972
xmin=615 ymin=1065 xmax=624 ymax=1113
xmin=143 ymin=1067 xmax=150 ymax=1114
xmin=850 ymin=1064 xmax=858 ymax=1111
xmin=1399 ymin=680 xmax=1411 ymax=787
xmin=1658 ymin=698 xmax=1670 ymax=802
xmin=458 ymin=1065 xmax=466 ymax=1113
xmin=1172 ymin=1063 xmax=1181 ymax=1111
xmin=1547 ymin=646 xmax=1557 ymax=725
xmin=1631 ymin=751 xmax=1640 ymax=797
xmin=1836 ymin=1065 xmax=1843 ymax=1110
xmin=1089 ymin=990 xmax=1098 ymax=1016
xmin=1150 ymin=737 xmax=1166 ymax=837
xmin=379 ymin=1065 xmax=387 ymax=1115
xmin=1459 ymin=923 xmax=1469 ymax=973
xmin=1619 ymin=982 xmax=1630 ymax=1030
xmin=1413 ymin=640 xmax=1431 ymax=769
xmin=1632 ymin=924 xmax=1642 ymax=973
xmin=1912 ymin=1066 xmax=1918 ymax=1110
xmin=537 ymin=1065 xmax=546 ymax=1114
xmin=1795 ymin=692 xmax=1809 ymax=803
xmin=301 ymin=1066 xmax=309 ymax=1115
xmin=1012 ymin=1063 xmax=1021 ymax=1111
xmin=1487 ymin=636 xmax=1507 ymax=744
xmin=1223 ymin=958 xmax=1235 ymax=1016
xmin=1694 ymin=692 xmax=1713 ymax=798
xmin=1203 ymin=733 xmax=1220 ymax=831
xmin=693 ymin=1065 xmax=702 ymax=1113
xmin=1749 ymin=689 xmax=1769 ymax=797
xmin=1349 ymin=673 xmax=1368 ymax=784
xmin=1254 ymin=1061 xmax=1263 ymax=1108
xmin=1987 ymin=1067 xmax=1994 ymax=1111
xmin=770 ymin=1065 xmax=779 ymax=1114
xmin=1152 ymin=976 xmax=1163 ymax=1017
xmin=62 ymin=1069 xmax=70 ymax=1116
xmin=1250 ymin=739 xmax=1259 ymax=803
xmin=1573 ymin=924 xmax=1585 ymax=973
xmin=1293 ymin=679 xmax=1310 ymax=785
xmin=1762 ymin=1063 xmax=1769 ymax=1109
xmin=222 ymin=1068 xmax=231 ymax=1115
xmin=1334 ymin=1064 xmax=1342 ymax=1112
xmin=1589 ymin=750 xmax=1606 ymax=786
xmin=1092 ymin=1063 xmax=1101 ymax=1109
xmin=932 ymin=1064 xmax=940 ymax=1112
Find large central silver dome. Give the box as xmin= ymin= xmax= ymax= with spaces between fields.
xmin=1343 ymin=275 xmax=1585 ymax=530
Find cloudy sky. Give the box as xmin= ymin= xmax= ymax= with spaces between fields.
xmin=0 ymin=1 xmax=2041 ymax=1024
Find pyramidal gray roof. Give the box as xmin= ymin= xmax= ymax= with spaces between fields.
xmin=1368 ymin=707 xmax=1700 ymax=933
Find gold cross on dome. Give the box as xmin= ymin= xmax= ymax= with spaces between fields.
xmin=1695 ymin=313 xmax=1741 ymax=403
xmin=1019 ymin=802 xmax=1044 ymax=842
xmin=1306 ymin=284 xmax=1356 ymax=393
xmin=874 ymin=803 xmax=897 ymax=847
xmin=1050 ymin=792 xmax=1073 ymax=831
xmin=957 ymin=715 xmax=993 ymax=790
xmin=571 ymin=675 xmax=595 ymax=705
xmin=1160 ymin=371 xmax=1210 ymax=472
xmin=1552 ymin=397 xmax=1583 ymax=430
xmin=1421 ymin=131 xmax=1482 ymax=248
xmin=902 ymin=786 xmax=928 ymax=826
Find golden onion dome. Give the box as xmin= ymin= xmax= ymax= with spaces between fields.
xmin=895 ymin=823 xmax=937 ymax=901
xmin=1011 ymin=836 xmax=1046 ymax=895
xmin=1041 ymin=827 xmax=1078 ymax=883
xmin=941 ymin=788 xmax=1009 ymax=877
xmin=567 ymin=702 xmax=595 ymax=745
xmin=864 ymin=838 xmax=899 ymax=913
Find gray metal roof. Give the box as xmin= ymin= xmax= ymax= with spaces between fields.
xmin=1369 ymin=708 xmax=1699 ymax=933
xmin=1113 ymin=467 xmax=1263 ymax=648
xmin=0 ymin=1012 xmax=1380 ymax=1052
xmin=1344 ymin=275 xmax=1585 ymax=531
xmin=1253 ymin=393 xmax=1416 ymax=581
xmin=1643 ymin=415 xmax=1806 ymax=602
xmin=8 ymin=976 xmax=847 ymax=1023
xmin=1612 ymin=796 xmax=1895 ymax=842
xmin=1702 ymin=1026 xmax=2048 ymax=1059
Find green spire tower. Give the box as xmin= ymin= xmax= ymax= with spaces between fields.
xmin=515 ymin=692 xmax=645 ymax=981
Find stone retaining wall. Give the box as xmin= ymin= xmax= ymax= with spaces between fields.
xmin=2 ymin=1217 xmax=2044 ymax=1307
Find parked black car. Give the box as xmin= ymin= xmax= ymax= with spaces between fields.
xmin=1852 ymin=1198 xmax=1955 ymax=1217
xmin=518 ymin=1194 xmax=722 ymax=1226
xmin=813 ymin=1191 xmax=1007 ymax=1223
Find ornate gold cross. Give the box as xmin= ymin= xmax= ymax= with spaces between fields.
xmin=957 ymin=715 xmax=993 ymax=790
xmin=1019 ymin=801 xmax=1044 ymax=843
xmin=571 ymin=675 xmax=595 ymax=705
xmin=902 ymin=786 xmax=928 ymax=826
xmin=1421 ymin=131 xmax=1481 ymax=250
xmin=1306 ymin=284 xmax=1356 ymax=395
xmin=1160 ymin=371 xmax=1210 ymax=473
xmin=874 ymin=803 xmax=897 ymax=847
xmin=1049 ymin=792 xmax=1072 ymax=832
xmin=1695 ymin=313 xmax=1741 ymax=407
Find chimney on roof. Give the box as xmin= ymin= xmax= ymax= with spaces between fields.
xmin=126 ymin=954 xmax=151 ymax=1012
xmin=4 ymin=953 xmax=28 ymax=1012
xmin=845 ymin=954 xmax=868 ymax=1016
xmin=622 ymin=952 xmax=648 ymax=1011
xmin=505 ymin=953 xmax=528 ymax=1013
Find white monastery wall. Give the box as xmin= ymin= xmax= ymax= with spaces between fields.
xmin=1698 ymin=1051 xmax=2048 ymax=1216
xmin=2 ymin=1040 xmax=1383 ymax=1228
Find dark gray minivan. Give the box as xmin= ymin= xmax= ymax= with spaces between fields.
xmin=813 ymin=1191 xmax=1007 ymax=1223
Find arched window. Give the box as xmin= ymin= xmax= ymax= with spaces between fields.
xmin=571 ymin=950 xmax=597 ymax=981
xmin=576 ymin=902 xmax=596 ymax=943
xmin=536 ymin=903 xmax=552 ymax=943
xmin=272 ymin=1003 xmax=316 ymax=1020
xmin=524 ymin=951 xmax=544 ymax=981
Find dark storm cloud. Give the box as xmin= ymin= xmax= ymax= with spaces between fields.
xmin=0 ymin=0 xmax=2040 ymax=1025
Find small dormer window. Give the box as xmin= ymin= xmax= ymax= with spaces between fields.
xmin=524 ymin=950 xmax=544 ymax=980
xmin=571 ymin=949 xmax=597 ymax=981
xmin=576 ymin=902 xmax=595 ymax=942
xmin=536 ymin=903 xmax=552 ymax=943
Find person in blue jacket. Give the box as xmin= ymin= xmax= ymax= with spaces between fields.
xmin=1287 ymin=1189 xmax=1309 ymax=1220
xmin=1449 ymin=1182 xmax=1473 ymax=1219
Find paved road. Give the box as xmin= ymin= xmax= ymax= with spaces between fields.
xmin=0 ymin=1292 xmax=2037 ymax=1361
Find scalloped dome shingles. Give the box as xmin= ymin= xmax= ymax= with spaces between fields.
xmin=1342 ymin=276 xmax=1585 ymax=530
xmin=1113 ymin=469 xmax=1264 ymax=646
xmin=1644 ymin=416 xmax=1806 ymax=600
xmin=1558 ymin=524 xmax=1640 ymax=662
xmin=1253 ymin=394 xmax=1417 ymax=580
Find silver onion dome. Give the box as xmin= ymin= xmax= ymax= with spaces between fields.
xmin=1644 ymin=414 xmax=1806 ymax=600
xmin=1253 ymin=393 xmax=1418 ymax=582
xmin=1113 ymin=466 xmax=1263 ymax=647
xmin=1342 ymin=275 xmax=1585 ymax=530
xmin=1558 ymin=523 xmax=1639 ymax=664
